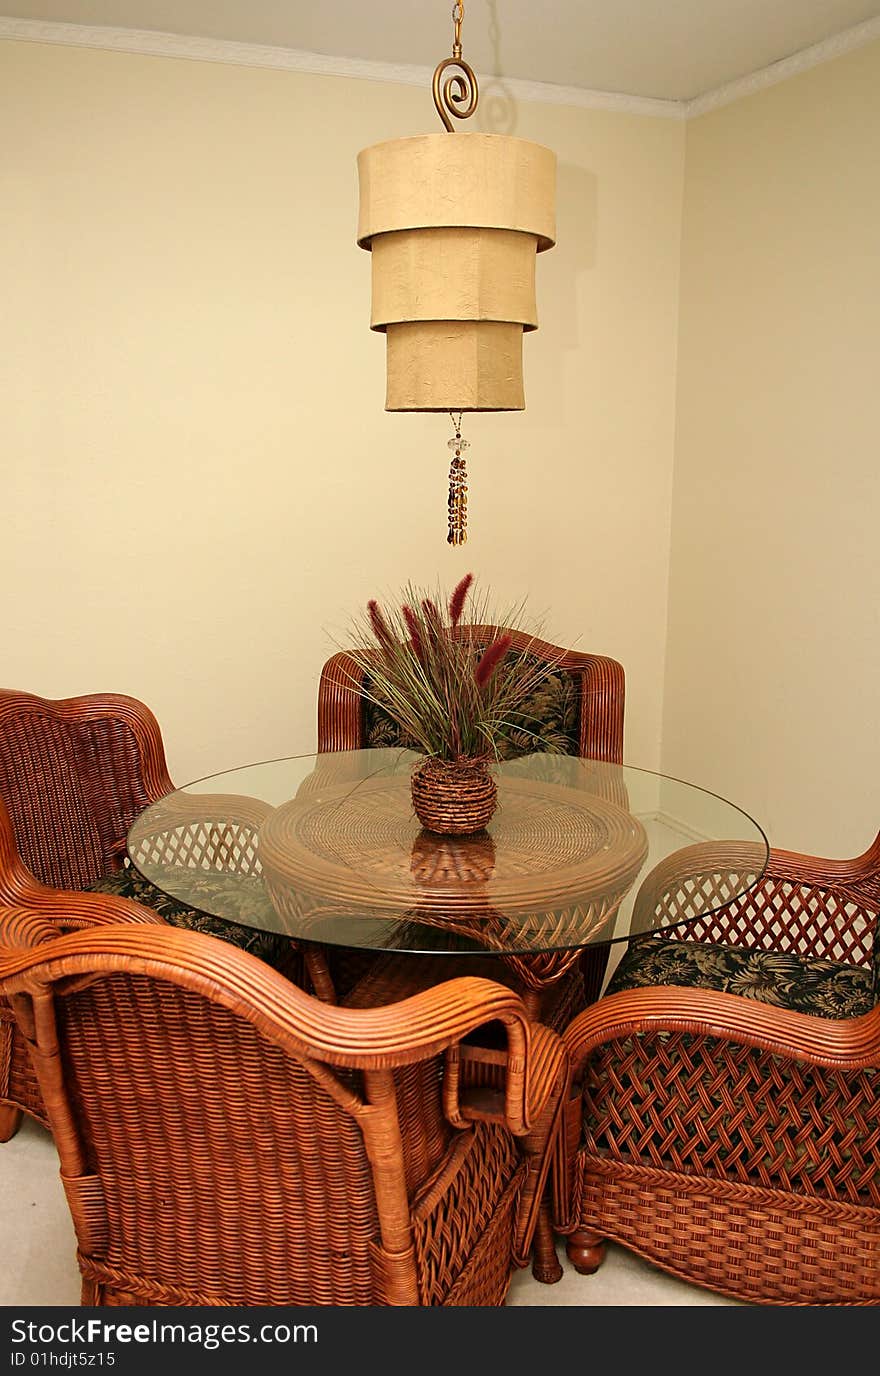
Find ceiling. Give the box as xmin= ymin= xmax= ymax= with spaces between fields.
xmin=4 ymin=0 xmax=880 ymax=101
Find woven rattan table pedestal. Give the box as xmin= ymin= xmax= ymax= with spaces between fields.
xmin=258 ymin=766 xmax=650 ymax=992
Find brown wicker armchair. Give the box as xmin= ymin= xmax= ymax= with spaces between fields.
xmin=0 ymin=689 xmax=283 ymax=934
xmin=0 ymin=688 xmax=315 ymax=1145
xmin=318 ymin=630 xmax=626 ymax=1010
xmin=0 ymin=920 xmax=567 ymax=1306
xmin=559 ymin=832 xmax=880 ymax=1305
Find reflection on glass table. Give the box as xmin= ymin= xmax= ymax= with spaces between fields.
xmin=127 ymin=749 xmax=769 ymax=968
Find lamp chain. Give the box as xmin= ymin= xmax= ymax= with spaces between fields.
xmin=452 ymin=1 xmax=463 ymax=58
xmin=447 ymin=411 xmax=469 ymax=545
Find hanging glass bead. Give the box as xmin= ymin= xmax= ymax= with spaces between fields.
xmin=446 ymin=413 xmax=469 ymax=546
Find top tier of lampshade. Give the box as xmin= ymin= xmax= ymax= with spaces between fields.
xmin=357 ymin=132 xmax=557 ymax=412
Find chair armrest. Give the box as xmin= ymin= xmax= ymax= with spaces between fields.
xmin=448 ymin=1021 xmax=568 ymax=1134
xmin=8 ymin=888 xmax=164 ymax=931
xmin=0 ymin=907 xmax=59 ymax=952
xmin=0 ymin=926 xmax=540 ymax=1133
xmin=564 ymin=985 xmax=880 ymax=1083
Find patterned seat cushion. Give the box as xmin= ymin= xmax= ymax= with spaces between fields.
xmin=90 ymin=866 xmax=292 ymax=969
xmin=607 ymin=936 xmax=875 ymax=1020
xmin=364 ymin=662 xmax=581 ymax=758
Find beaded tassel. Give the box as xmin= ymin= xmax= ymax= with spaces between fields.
xmin=447 ymin=414 xmax=470 ymax=546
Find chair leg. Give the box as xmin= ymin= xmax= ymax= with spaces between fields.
xmin=566 ymin=1228 xmax=606 ymax=1275
xmin=0 ymin=1103 xmax=23 ymax=1142
xmin=531 ymin=1201 xmax=564 ymax=1283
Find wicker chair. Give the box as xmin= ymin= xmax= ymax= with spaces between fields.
xmin=0 ymin=688 xmax=321 ymax=1140
xmin=0 ymin=919 xmax=568 ymax=1306
xmin=0 ymin=809 xmax=163 ymax=1142
xmin=318 ymin=629 xmax=626 ymax=1011
xmin=319 ymin=625 xmax=625 ymax=764
xmin=559 ymin=831 xmax=880 ymax=1305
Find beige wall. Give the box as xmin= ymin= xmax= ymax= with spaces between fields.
xmin=665 ymin=40 xmax=880 ymax=856
xmin=1 ymin=40 xmax=684 ymax=782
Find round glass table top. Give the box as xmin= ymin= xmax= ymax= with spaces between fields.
xmin=127 ymin=749 xmax=769 ymax=958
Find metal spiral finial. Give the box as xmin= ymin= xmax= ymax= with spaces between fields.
xmin=432 ymin=1 xmax=479 ymax=131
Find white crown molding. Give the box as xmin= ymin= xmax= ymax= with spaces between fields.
xmin=2 ymin=14 xmax=880 ymax=122
xmin=480 ymin=73 xmax=683 ymax=120
xmin=0 ymin=17 xmax=683 ymax=118
xmin=683 ymin=15 xmax=880 ymax=118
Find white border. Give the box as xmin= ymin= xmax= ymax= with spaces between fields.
xmin=1 ymin=14 xmax=879 ymax=120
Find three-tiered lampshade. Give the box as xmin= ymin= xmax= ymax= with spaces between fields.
xmin=357 ymin=132 xmax=556 ymax=412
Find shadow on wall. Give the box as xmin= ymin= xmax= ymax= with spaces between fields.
xmin=550 ymin=161 xmax=597 ymax=330
xmin=474 ymin=0 xmax=598 ymax=410
xmin=479 ymin=0 xmax=517 ymax=136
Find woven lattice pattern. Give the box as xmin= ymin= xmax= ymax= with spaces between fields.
xmin=131 ymin=821 xmax=262 ymax=878
xmin=583 ymin=1031 xmax=880 ymax=1206
xmin=656 ymin=874 xmax=876 ymax=970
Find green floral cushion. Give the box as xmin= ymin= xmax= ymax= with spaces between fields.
xmin=363 ymin=663 xmax=581 ymax=758
xmin=90 ymin=866 xmax=292 ymax=970
xmin=607 ymin=936 xmax=875 ymax=1020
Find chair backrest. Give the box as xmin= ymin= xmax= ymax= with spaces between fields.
xmin=0 ymin=924 xmax=532 ymax=1306
xmin=0 ymin=690 xmax=173 ymax=891
xmin=318 ymin=625 xmax=625 ymax=763
xmin=632 ymin=833 xmax=880 ymax=998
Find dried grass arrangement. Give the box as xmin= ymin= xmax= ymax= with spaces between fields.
xmin=342 ymin=575 xmax=565 ymax=834
xmin=344 ymin=574 xmax=562 ymax=763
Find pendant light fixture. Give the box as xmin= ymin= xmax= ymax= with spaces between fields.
xmin=356 ymin=2 xmax=556 ymax=544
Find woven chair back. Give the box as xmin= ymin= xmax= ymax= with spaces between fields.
xmin=62 ymin=970 xmax=387 ymax=1303
xmin=0 ymin=690 xmax=173 ymax=890
xmin=633 ymin=836 xmax=880 ymax=985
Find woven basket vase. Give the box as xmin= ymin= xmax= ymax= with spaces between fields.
xmin=410 ymin=757 xmax=498 ymax=836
